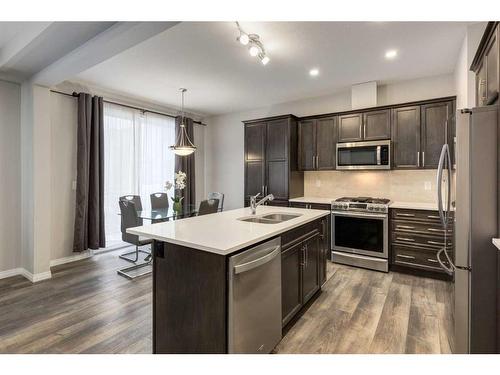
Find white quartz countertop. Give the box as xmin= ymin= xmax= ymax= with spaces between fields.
xmin=127 ymin=206 xmax=330 ymax=255
xmin=492 ymin=238 xmax=500 ymax=251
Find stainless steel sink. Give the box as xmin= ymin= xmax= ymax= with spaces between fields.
xmin=237 ymin=212 xmax=302 ymax=224
xmin=261 ymin=213 xmax=301 ymax=221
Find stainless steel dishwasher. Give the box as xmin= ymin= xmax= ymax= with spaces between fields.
xmin=228 ymin=237 xmax=282 ymax=353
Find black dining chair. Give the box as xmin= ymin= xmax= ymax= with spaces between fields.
xmin=117 ymin=200 xmax=152 ymax=279
xmin=207 ymin=192 xmax=224 ymax=211
xmin=150 ymin=192 xmax=169 ymax=209
xmin=120 ymin=195 xmax=143 ymax=225
xmin=197 ymin=199 xmax=220 ymax=216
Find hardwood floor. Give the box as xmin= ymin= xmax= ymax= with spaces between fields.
xmin=0 ymin=250 xmax=454 ymax=354
xmin=276 ymin=262 xmax=454 ymax=354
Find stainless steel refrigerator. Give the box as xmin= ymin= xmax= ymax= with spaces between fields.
xmin=440 ymin=105 xmax=498 ymax=353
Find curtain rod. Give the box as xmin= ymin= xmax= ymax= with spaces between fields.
xmin=50 ymin=89 xmax=207 ymax=126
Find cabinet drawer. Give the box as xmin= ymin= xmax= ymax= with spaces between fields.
xmin=392 ymin=245 xmax=452 ymax=271
xmin=281 ymin=221 xmax=319 ymax=250
xmin=391 ymin=219 xmax=453 ymax=237
xmin=391 ymin=208 xmax=454 ymax=223
xmin=391 ymin=231 xmax=453 ymax=250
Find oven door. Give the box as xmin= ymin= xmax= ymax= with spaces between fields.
xmin=331 ymin=211 xmax=388 ymax=259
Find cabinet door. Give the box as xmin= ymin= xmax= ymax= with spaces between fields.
xmin=316 ymin=117 xmax=337 ymax=170
xmin=485 ymin=30 xmax=499 ymax=104
xmin=244 ymin=123 xmax=266 ymax=200
xmin=281 ymin=242 xmax=303 ymax=326
xmin=338 ymin=113 xmax=363 ymax=142
xmin=298 ymin=119 xmax=316 ymax=170
xmin=245 ymin=122 xmax=266 ymax=199
xmin=266 ymin=119 xmax=289 ymax=200
xmin=363 ymin=109 xmax=391 ymax=140
xmin=392 ymin=106 xmax=421 ymax=169
xmin=421 ymin=101 xmax=454 ymax=169
xmin=302 ymin=233 xmax=320 ymax=304
xmin=477 ymin=61 xmax=487 ymax=107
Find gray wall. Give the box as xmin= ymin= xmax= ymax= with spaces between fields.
xmin=0 ymin=80 xmax=21 ymax=273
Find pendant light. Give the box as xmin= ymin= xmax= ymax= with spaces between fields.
xmin=170 ymin=88 xmax=196 ymax=156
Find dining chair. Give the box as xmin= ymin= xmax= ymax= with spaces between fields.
xmin=208 ymin=192 xmax=224 ymax=211
xmin=150 ymin=192 xmax=169 ymax=209
xmin=117 ymin=200 xmax=152 ymax=279
xmin=198 ymin=199 xmax=220 ymax=216
xmin=120 ymin=195 xmax=143 ymax=225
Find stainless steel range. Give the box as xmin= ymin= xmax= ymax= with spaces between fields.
xmin=331 ymin=197 xmax=390 ymax=272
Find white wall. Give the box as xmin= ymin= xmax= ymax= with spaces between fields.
xmin=204 ymin=74 xmax=456 ymax=211
xmin=453 ymin=22 xmax=487 ymax=110
xmin=49 ymin=93 xmax=78 ymax=261
xmin=0 ymin=80 xmax=21 ymax=273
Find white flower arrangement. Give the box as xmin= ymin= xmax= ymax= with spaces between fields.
xmin=174 ymin=171 xmax=187 ymax=190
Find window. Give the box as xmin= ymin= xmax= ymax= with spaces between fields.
xmin=103 ymin=103 xmax=176 ymax=246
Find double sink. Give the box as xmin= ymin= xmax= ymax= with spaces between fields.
xmin=238 ymin=213 xmax=302 ymax=224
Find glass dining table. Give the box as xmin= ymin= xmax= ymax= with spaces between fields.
xmin=118 ymin=204 xmax=198 ymax=222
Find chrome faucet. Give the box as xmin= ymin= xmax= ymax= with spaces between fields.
xmin=250 ymin=193 xmax=274 ymax=215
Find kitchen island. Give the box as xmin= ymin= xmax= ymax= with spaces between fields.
xmin=128 ymin=206 xmax=330 ymax=354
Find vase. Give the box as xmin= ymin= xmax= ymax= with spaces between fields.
xmin=173 ymin=200 xmax=183 ymax=215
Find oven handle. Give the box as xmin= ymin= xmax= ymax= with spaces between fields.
xmin=331 ymin=210 xmax=387 ymax=219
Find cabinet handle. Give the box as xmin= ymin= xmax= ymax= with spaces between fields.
xmin=397 ymin=254 xmax=415 ymax=260
xmin=396 ymin=225 xmax=415 ymax=230
xmin=422 ymin=151 xmax=425 ymax=167
xmin=262 ymin=185 xmax=265 ymax=195
xmin=427 ymin=258 xmax=439 ymax=263
xmin=301 ymin=245 xmax=306 ymax=266
xmin=427 ymin=228 xmax=445 ymax=233
xmin=427 ymin=240 xmax=451 ymax=246
xmin=316 ymin=155 xmax=319 ymax=169
xmin=427 ymin=215 xmax=441 ymax=219
xmin=417 ymin=151 xmax=420 ymax=167
xmin=396 ymin=213 xmax=415 ymax=217
xmin=397 ymin=237 xmax=415 ymax=242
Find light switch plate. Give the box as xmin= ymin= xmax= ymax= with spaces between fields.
xmin=424 ymin=181 xmax=431 ymax=191
xmin=315 ymin=179 xmax=321 ymax=187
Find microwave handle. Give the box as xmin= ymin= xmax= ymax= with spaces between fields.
xmin=376 ymin=146 xmax=381 ymax=165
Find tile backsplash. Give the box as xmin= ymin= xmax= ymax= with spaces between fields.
xmin=304 ymin=170 xmax=455 ymax=203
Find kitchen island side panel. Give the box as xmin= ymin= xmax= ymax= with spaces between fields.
xmin=153 ymin=240 xmax=227 ymax=353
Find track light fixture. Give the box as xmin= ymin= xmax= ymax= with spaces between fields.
xmin=235 ymin=22 xmax=270 ymax=66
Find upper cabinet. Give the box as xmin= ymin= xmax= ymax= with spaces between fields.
xmin=338 ymin=109 xmax=391 ymax=142
xmin=391 ymin=100 xmax=455 ymax=169
xmin=471 ymin=22 xmax=499 ymax=106
xmin=298 ymin=116 xmax=337 ymax=171
xmin=243 ymin=115 xmax=304 ymax=206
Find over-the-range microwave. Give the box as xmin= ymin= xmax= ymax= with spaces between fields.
xmin=336 ymin=140 xmax=391 ymax=170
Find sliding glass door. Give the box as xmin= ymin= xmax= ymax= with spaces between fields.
xmin=103 ymin=103 xmax=175 ymax=247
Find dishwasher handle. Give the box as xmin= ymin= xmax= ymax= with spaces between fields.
xmin=233 ymin=246 xmax=281 ymax=275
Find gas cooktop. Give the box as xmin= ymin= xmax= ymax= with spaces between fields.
xmin=332 ymin=197 xmax=391 ymax=213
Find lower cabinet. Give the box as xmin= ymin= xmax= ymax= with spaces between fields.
xmin=389 ymin=208 xmax=454 ymax=279
xmin=281 ymin=219 xmax=324 ymax=327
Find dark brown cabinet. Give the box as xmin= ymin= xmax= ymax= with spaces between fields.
xmin=338 ymin=109 xmax=391 ymax=143
xmin=392 ymin=106 xmax=421 ymax=169
xmin=392 ymin=101 xmax=455 ymax=170
xmin=244 ymin=115 xmax=304 ymax=206
xmin=421 ymin=101 xmax=455 ymax=168
xmin=280 ymin=219 xmax=325 ymax=327
xmin=471 ymin=22 xmax=499 ymax=106
xmin=389 ymin=208 xmax=454 ymax=279
xmin=338 ymin=113 xmax=362 ymax=142
xmin=298 ymin=116 xmax=336 ymax=171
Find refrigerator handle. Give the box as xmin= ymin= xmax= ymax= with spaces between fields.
xmin=437 ymin=144 xmax=452 ymax=227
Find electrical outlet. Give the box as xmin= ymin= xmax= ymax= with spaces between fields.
xmin=424 ymin=181 xmax=431 ymax=191
xmin=315 ymin=179 xmax=321 ymax=188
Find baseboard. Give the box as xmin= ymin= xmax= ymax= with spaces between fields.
xmin=0 ymin=268 xmax=52 ymax=283
xmin=0 ymin=268 xmax=24 ymax=280
xmin=49 ymin=250 xmax=93 ymax=267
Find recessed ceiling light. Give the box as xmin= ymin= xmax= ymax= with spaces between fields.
xmin=309 ymin=68 xmax=319 ymax=77
xmin=385 ymin=49 xmax=398 ymax=59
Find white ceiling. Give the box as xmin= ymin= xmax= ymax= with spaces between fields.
xmin=74 ymin=22 xmax=469 ymax=116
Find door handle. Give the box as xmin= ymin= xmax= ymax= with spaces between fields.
xmin=234 ymin=246 xmax=280 ymax=274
